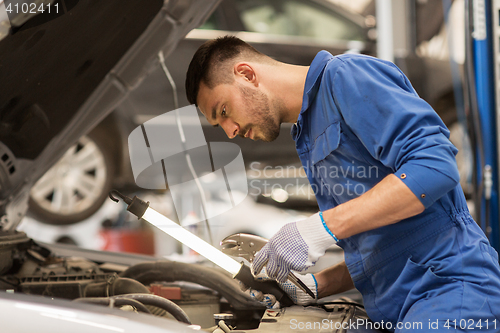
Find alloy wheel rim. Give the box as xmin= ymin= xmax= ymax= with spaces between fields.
xmin=30 ymin=136 xmax=107 ymax=216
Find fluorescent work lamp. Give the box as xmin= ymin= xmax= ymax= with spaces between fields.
xmin=108 ymin=190 xmax=294 ymax=307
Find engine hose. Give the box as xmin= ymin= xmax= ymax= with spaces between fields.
xmin=73 ymin=297 xmax=152 ymax=314
xmin=113 ymin=293 xmax=191 ymax=325
xmin=84 ymin=276 xmax=150 ymax=297
xmin=119 ymin=261 xmax=266 ymax=311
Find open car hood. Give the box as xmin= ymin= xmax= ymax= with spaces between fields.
xmin=0 ymin=0 xmax=221 ymax=231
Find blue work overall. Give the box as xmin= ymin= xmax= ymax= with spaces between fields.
xmin=293 ymin=52 xmax=500 ymax=332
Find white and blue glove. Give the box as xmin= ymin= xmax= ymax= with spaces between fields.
xmin=241 ymin=271 xmax=318 ymax=308
xmin=251 ymin=212 xmax=338 ymax=282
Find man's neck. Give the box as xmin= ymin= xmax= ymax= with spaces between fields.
xmin=263 ymin=62 xmax=309 ymax=123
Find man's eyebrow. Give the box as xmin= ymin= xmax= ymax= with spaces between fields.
xmin=211 ymin=101 xmax=218 ymax=121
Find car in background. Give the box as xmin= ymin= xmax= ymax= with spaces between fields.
xmin=28 ymin=0 xmax=460 ymax=226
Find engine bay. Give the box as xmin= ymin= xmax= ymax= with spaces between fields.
xmin=0 ymin=230 xmax=381 ymax=332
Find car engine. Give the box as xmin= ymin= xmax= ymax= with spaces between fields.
xmin=0 ymin=229 xmax=382 ymax=332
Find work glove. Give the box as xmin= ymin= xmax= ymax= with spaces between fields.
xmin=251 ymin=212 xmax=337 ymax=282
xmin=240 ymin=270 xmax=318 ymax=308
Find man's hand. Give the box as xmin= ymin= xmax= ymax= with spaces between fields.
xmin=241 ymin=271 xmax=318 ymax=308
xmin=276 ymin=273 xmax=318 ymax=306
xmin=251 ymin=213 xmax=337 ymax=282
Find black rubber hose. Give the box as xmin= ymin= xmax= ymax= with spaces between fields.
xmin=119 ymin=261 xmax=266 ymax=311
xmin=73 ymin=297 xmax=152 ymax=314
xmin=113 ymin=293 xmax=191 ymax=325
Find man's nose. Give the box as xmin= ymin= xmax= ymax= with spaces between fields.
xmin=221 ymin=119 xmax=239 ymax=139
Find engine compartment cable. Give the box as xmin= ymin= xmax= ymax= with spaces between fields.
xmin=73 ymin=297 xmax=152 ymax=315
xmin=113 ymin=293 xmax=191 ymax=324
xmin=157 ymin=51 xmax=214 ymax=246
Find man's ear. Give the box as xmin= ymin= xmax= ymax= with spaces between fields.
xmin=234 ymin=63 xmax=258 ymax=86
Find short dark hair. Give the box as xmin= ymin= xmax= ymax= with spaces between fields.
xmin=185 ymin=35 xmax=264 ymax=105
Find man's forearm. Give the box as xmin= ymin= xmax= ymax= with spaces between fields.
xmin=314 ymin=261 xmax=354 ymax=298
xmin=323 ymin=174 xmax=425 ymax=239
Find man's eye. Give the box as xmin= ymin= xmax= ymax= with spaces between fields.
xmin=221 ymin=106 xmax=226 ymax=117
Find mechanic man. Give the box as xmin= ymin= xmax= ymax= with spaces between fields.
xmin=185 ymin=36 xmax=500 ymax=331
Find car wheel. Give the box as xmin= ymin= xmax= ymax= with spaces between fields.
xmin=28 ymin=130 xmax=115 ymax=225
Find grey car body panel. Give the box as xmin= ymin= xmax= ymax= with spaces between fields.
xmin=0 ymin=291 xmax=199 ymax=333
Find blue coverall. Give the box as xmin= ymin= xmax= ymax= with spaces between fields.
xmin=292 ymin=51 xmax=500 ymax=332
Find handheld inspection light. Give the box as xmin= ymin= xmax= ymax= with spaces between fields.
xmin=108 ymin=190 xmax=294 ymax=307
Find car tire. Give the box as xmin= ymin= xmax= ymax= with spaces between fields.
xmin=28 ymin=128 xmax=116 ymax=225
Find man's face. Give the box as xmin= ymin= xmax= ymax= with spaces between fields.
xmin=197 ymin=81 xmax=281 ymax=142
